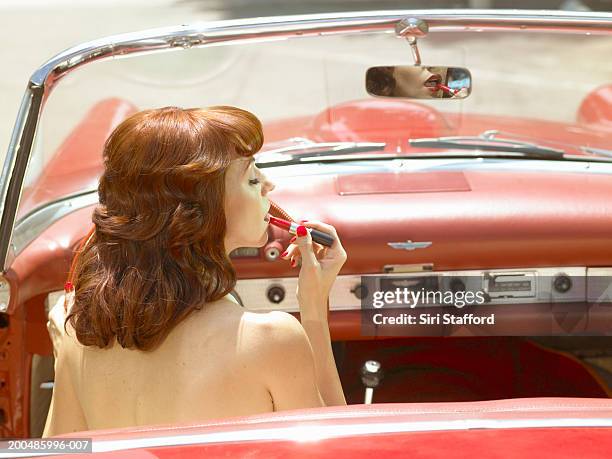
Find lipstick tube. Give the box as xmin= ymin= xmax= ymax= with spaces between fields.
xmin=437 ymin=84 xmax=460 ymax=96
xmin=267 ymin=216 xmax=335 ymax=247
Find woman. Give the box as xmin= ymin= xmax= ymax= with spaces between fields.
xmin=43 ymin=106 xmax=347 ymax=436
xmin=366 ymin=66 xmax=467 ymax=99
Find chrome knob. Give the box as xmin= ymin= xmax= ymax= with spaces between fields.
xmin=267 ymin=285 xmax=285 ymax=304
xmin=264 ymin=241 xmax=284 ymax=261
xmin=361 ymin=360 xmax=384 ymax=404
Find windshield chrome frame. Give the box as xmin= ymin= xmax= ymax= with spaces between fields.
xmin=2 ymin=9 xmax=612 ymax=271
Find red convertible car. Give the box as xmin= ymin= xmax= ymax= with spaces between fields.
xmin=1 ymin=8 xmax=612 ymax=457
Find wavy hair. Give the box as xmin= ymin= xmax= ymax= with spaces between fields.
xmin=66 ymin=106 xmax=263 ymax=351
xmin=365 ymin=66 xmax=396 ymax=96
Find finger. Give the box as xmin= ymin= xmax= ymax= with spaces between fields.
xmin=299 ymin=220 xmax=338 ymax=237
xmin=315 ymin=244 xmax=329 ymax=260
xmin=293 ymin=225 xmax=318 ymax=267
xmin=298 ymin=220 xmax=341 ymax=248
xmin=300 ymin=220 xmax=337 ymax=236
xmin=299 ymin=224 xmax=344 ymax=261
xmin=290 ymin=253 xmax=301 ymax=268
xmin=299 ymin=221 xmax=346 ymax=266
xmin=281 ymin=243 xmax=299 ymax=260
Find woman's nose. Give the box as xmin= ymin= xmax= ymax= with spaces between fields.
xmin=262 ymin=176 xmax=275 ymax=194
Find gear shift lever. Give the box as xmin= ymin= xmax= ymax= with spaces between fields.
xmin=360 ymin=360 xmax=383 ymax=404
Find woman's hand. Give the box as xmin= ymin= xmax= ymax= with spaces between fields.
xmin=453 ymin=87 xmax=469 ymax=98
xmin=280 ymin=221 xmax=347 ymax=318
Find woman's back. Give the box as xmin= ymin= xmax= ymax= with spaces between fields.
xmin=43 ymin=106 xmax=347 ymax=436
xmin=54 ymin=296 xmax=276 ymax=431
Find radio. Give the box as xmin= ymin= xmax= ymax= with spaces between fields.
xmin=482 ymin=272 xmax=536 ymax=299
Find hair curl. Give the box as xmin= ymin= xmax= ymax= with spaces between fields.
xmin=366 ymin=67 xmax=396 ymax=96
xmin=66 ymin=106 xmax=263 ymax=351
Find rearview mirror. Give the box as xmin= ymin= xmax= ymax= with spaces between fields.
xmin=366 ymin=66 xmax=472 ymax=99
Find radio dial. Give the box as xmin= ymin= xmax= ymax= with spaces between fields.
xmin=351 ymin=283 xmax=368 ymax=300
xmin=267 ymin=285 xmax=285 ymax=304
xmin=450 ymin=278 xmax=466 ymax=293
xmin=553 ymin=274 xmax=572 ymax=294
xmin=264 ymin=240 xmax=284 ymax=261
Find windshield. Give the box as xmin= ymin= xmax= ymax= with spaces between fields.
xmin=17 ymin=28 xmax=612 ymax=220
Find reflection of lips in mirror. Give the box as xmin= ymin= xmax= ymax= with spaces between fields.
xmin=424 ymin=74 xmax=442 ymax=88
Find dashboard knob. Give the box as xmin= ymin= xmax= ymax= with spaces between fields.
xmin=350 ymin=283 xmax=368 ymax=300
xmin=553 ymin=274 xmax=572 ymax=294
xmin=267 ymin=285 xmax=285 ymax=304
xmin=450 ymin=278 xmax=466 ymax=293
xmin=360 ymin=360 xmax=384 ymax=389
xmin=264 ymin=240 xmax=284 ymax=261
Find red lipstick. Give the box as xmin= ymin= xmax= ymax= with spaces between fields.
xmin=266 ymin=215 xmax=334 ymax=247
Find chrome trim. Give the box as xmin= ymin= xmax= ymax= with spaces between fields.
xmin=395 ymin=18 xmax=429 ymax=65
xmin=235 ymin=277 xmax=300 ymax=311
xmin=12 ymin=192 xmax=99 ymax=256
xmin=263 ymin=245 xmax=282 ymax=262
xmin=266 ymin=157 xmax=612 ymax=177
xmin=1 ymin=87 xmax=42 ymax=270
xmin=388 ymin=241 xmax=433 ymax=251
xmin=0 ymin=275 xmax=10 ymax=313
xmin=0 ymin=90 xmax=32 ymax=220
xmin=585 ymin=268 xmax=612 ymax=303
xmin=347 ymin=267 xmax=587 ymax=308
xmin=257 ymin=142 xmax=387 ymax=159
xmin=383 ymin=264 xmax=435 ymax=273
xmin=237 ymin=266 xmax=595 ymax=313
xmin=3 ymin=10 xmax=612 ymax=271
xmin=88 ymin=417 xmax=612 ymax=454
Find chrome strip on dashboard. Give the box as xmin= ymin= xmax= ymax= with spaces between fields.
xmin=2 ymin=11 xmax=612 ymax=271
xmin=236 ymin=266 xmax=603 ymax=312
xmin=585 ymin=268 xmax=612 ymax=303
xmin=44 ymin=264 xmax=610 ymax=319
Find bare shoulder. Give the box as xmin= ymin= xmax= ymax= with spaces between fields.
xmin=241 ymin=310 xmax=308 ymax=350
xmin=181 ymin=298 xmax=306 ymax=350
xmin=239 ymin=310 xmax=316 ymax=378
xmin=239 ymin=310 xmax=325 ymax=410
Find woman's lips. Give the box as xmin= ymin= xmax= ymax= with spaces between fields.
xmin=424 ymin=74 xmax=442 ymax=88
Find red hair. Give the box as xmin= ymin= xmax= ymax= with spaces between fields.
xmin=66 ymin=106 xmax=263 ymax=351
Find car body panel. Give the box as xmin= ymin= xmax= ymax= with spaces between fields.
xmin=48 ymin=398 xmax=612 ymax=458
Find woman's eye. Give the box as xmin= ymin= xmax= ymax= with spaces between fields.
xmin=249 ymin=178 xmax=260 ymax=185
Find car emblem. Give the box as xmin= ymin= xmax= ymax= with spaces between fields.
xmin=388 ymin=240 xmax=432 ymax=251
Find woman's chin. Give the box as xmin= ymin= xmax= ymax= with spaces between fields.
xmin=248 ymin=230 xmax=269 ymax=248
xmin=258 ymin=230 xmax=270 ymax=246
